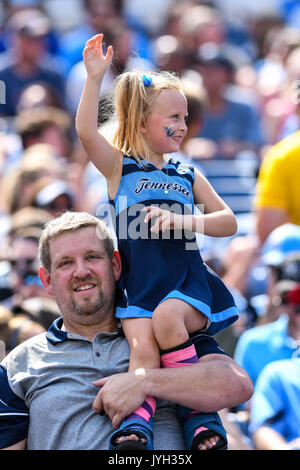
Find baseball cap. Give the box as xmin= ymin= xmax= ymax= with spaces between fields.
xmin=261 ymin=224 xmax=300 ymax=266
xmin=35 ymin=180 xmax=73 ymax=208
xmin=7 ymin=9 xmax=50 ymax=38
xmin=196 ymin=43 xmax=235 ymax=73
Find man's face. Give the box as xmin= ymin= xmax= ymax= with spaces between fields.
xmin=198 ymin=64 xmax=230 ymax=94
xmin=40 ymin=226 xmax=121 ymax=331
xmin=17 ymin=33 xmax=46 ymax=64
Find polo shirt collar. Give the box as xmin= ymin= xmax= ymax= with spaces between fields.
xmin=46 ymin=317 xmax=124 ymax=345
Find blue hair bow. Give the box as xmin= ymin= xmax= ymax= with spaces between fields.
xmin=142 ymin=75 xmax=152 ymax=87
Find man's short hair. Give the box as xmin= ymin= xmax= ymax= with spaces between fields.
xmin=38 ymin=211 xmax=115 ymax=272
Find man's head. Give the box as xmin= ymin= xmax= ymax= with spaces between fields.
xmin=267 ymin=253 xmax=300 ymax=322
xmin=38 ymin=212 xmax=121 ymax=333
xmin=195 ymin=44 xmax=235 ymax=96
xmin=262 ymin=224 xmax=300 ymax=295
xmin=262 ymin=224 xmax=300 ymax=268
xmin=7 ymin=9 xmax=51 ymax=65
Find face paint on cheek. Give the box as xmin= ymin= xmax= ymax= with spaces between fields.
xmin=164 ymin=125 xmax=176 ymax=138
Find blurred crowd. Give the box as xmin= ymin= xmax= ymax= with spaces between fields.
xmin=0 ymin=0 xmax=300 ymax=451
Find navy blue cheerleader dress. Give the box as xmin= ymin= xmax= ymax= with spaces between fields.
xmin=109 ymin=155 xmax=238 ymax=336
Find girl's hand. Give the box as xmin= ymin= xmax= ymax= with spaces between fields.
xmin=82 ymin=33 xmax=113 ymax=81
xmin=142 ymin=206 xmax=184 ymax=233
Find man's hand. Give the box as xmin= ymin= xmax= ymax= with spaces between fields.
xmin=92 ymin=369 xmax=147 ymax=428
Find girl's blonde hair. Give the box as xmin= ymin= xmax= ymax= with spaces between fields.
xmin=111 ymin=70 xmax=183 ymax=163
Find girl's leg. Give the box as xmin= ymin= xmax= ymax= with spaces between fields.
xmin=123 ymin=317 xmax=161 ymax=371
xmin=152 ymin=299 xmax=227 ymax=451
xmin=152 ymin=298 xmax=207 ymax=350
xmin=121 ymin=318 xmax=160 ymax=426
xmin=109 ymin=318 xmax=160 ymax=449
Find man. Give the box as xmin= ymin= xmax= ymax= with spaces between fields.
xmin=249 ymin=283 xmax=300 ymax=450
xmin=250 ymin=357 xmax=300 ymax=450
xmin=231 ymin=233 xmax=300 ymax=443
xmin=0 ymin=9 xmax=65 ymax=116
xmin=194 ymin=45 xmax=264 ymax=159
xmin=234 ymin=250 xmax=300 ymax=388
xmin=0 ymin=211 xmax=252 ymax=450
xmin=254 ymin=128 xmax=300 ymax=244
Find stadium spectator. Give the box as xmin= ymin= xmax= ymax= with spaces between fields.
xmin=0 ymin=8 xmax=66 ymax=116
xmin=250 ymin=355 xmax=300 ymax=450
xmin=193 ymin=45 xmax=265 ymax=160
xmin=234 ymin=225 xmax=300 ymax=387
xmin=15 ymin=106 xmax=73 ymax=157
xmin=57 ymin=0 xmax=122 ymax=72
xmin=0 ymin=305 xmax=45 ymax=356
xmin=0 ymin=211 xmax=252 ymax=449
xmin=254 ymin=128 xmax=300 ymax=244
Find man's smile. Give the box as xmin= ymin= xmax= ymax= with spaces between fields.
xmin=73 ymin=282 xmax=97 ymax=292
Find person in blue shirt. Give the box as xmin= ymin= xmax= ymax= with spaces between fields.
xmin=193 ymin=45 xmax=265 ymax=159
xmin=234 ymin=255 xmax=300 ymax=387
xmin=230 ymin=230 xmax=300 ymax=443
xmin=250 ymin=357 xmax=300 ymax=450
xmin=57 ymin=0 xmax=121 ymax=73
xmin=234 ymin=224 xmax=300 ymax=387
xmin=0 ymin=9 xmax=66 ymax=116
xmin=234 ymin=309 xmax=300 ymax=387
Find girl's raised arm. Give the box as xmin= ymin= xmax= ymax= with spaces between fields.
xmin=76 ymin=34 xmax=122 ymax=179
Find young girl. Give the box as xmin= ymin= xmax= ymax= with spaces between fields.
xmin=76 ymin=34 xmax=239 ymax=451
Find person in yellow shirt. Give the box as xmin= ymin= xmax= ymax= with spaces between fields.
xmin=255 ymin=130 xmax=300 ymax=243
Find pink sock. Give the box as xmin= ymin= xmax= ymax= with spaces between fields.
xmin=161 ymin=339 xmax=205 ymax=442
xmin=160 ymin=339 xmax=198 ymax=368
xmin=124 ymin=396 xmax=156 ymax=424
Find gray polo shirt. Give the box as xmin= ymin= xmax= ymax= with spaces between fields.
xmin=0 ymin=318 xmax=185 ymax=450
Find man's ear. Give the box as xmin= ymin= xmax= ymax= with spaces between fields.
xmin=112 ymin=250 xmax=122 ymax=282
xmin=38 ymin=266 xmax=54 ymax=296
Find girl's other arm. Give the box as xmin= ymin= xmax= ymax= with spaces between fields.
xmin=192 ymin=168 xmax=237 ymax=237
xmin=75 ymin=34 xmax=122 ymax=179
xmin=143 ymin=169 xmax=237 ymax=237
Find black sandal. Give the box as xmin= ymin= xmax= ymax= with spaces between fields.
xmin=191 ymin=426 xmax=227 ymax=450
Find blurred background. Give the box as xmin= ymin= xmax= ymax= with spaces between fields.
xmin=1 ymin=0 xmax=300 ymax=450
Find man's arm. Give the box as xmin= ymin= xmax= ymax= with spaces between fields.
xmin=256 ymin=207 xmax=289 ymax=244
xmin=254 ymin=144 xmax=290 ymax=244
xmin=93 ymin=354 xmax=253 ymax=428
xmin=1 ymin=439 xmax=27 ymax=450
xmin=253 ymin=426 xmax=290 ymax=450
xmin=0 ymin=364 xmax=29 ymax=450
xmin=254 ymin=427 xmax=300 ymax=450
